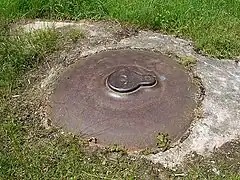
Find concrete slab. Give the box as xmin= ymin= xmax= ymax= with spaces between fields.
xmin=19 ymin=20 xmax=240 ymax=168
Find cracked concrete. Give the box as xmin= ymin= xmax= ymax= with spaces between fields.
xmin=18 ymin=20 xmax=240 ymax=168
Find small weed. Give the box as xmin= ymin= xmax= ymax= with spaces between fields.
xmin=178 ymin=56 xmax=197 ymax=70
xmin=140 ymin=147 xmax=158 ymax=155
xmin=67 ymin=28 xmax=85 ymax=43
xmin=104 ymin=144 xmax=127 ymax=155
xmin=156 ymin=133 xmax=171 ymax=152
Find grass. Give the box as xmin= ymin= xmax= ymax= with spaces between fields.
xmin=0 ymin=22 xmax=84 ymax=95
xmin=182 ymin=140 xmax=240 ymax=180
xmin=0 ymin=0 xmax=240 ymax=58
xmin=0 ymin=23 xmax=61 ymax=95
xmin=0 ymin=0 xmax=240 ymax=179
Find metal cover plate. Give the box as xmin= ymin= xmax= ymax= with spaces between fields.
xmin=50 ymin=50 xmax=197 ymax=150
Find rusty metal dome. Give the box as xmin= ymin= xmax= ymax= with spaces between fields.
xmin=50 ymin=49 xmax=197 ymax=151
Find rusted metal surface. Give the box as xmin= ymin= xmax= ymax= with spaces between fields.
xmin=50 ymin=50 xmax=197 ymax=150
